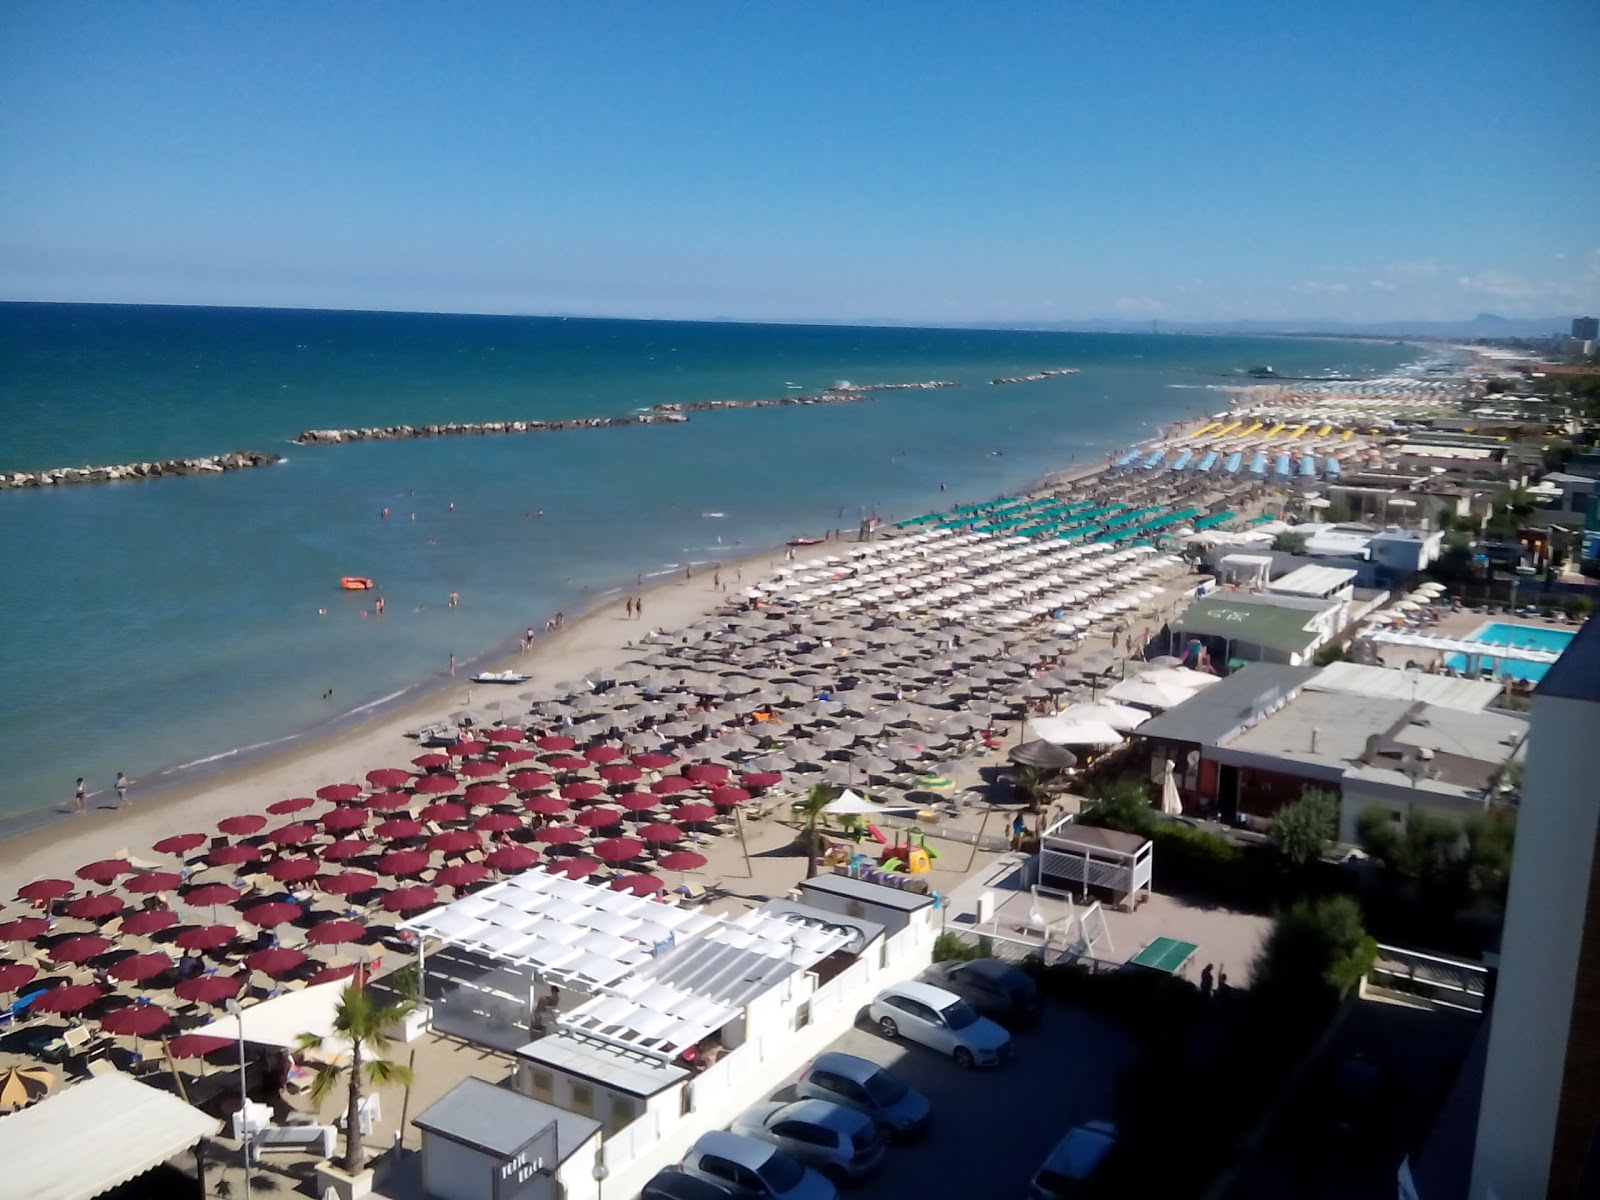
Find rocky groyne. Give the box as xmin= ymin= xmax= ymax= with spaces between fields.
xmin=651 ymin=380 xmax=961 ymax=414
xmin=292 ymin=413 xmax=688 ymax=445
xmin=0 ymin=449 xmax=282 ymax=490
xmin=823 ymin=380 xmax=959 ymax=393
xmin=991 ymin=368 xmax=1080 ymax=385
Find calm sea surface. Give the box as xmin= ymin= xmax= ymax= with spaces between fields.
xmin=0 ymin=303 xmax=1418 ymax=820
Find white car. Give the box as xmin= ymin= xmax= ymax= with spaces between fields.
xmin=866 ymin=980 xmax=1011 ymax=1068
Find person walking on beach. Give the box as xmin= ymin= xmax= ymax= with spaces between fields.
xmin=115 ymin=772 xmax=130 ymax=809
xmin=448 ymin=654 xmax=456 ymax=678
xmin=74 ymin=777 xmax=86 ymax=814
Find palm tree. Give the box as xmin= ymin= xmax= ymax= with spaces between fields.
xmin=798 ymin=784 xmax=836 ymax=878
xmin=296 ymin=984 xmax=415 ymax=1175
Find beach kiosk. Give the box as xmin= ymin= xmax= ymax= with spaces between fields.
xmin=413 ymin=1076 xmax=602 ymax=1200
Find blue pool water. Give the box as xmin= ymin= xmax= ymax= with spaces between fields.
xmin=1445 ymin=622 xmax=1576 ymax=682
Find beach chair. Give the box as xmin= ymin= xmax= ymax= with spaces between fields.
xmin=676 ymin=880 xmax=707 ymax=904
xmin=86 ymin=1057 xmax=120 ymax=1079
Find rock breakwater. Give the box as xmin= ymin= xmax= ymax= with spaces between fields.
xmin=0 ymin=449 xmax=282 ymax=490
xmin=823 ymin=380 xmax=959 ymax=393
xmin=292 ymin=413 xmax=688 ymax=445
xmin=991 ymin=368 xmax=1080 ymax=385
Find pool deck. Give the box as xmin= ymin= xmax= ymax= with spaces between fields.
xmin=1370 ymin=606 xmax=1583 ymax=682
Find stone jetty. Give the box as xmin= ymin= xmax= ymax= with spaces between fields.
xmin=823 ymin=380 xmax=959 ymax=393
xmin=652 ymin=380 xmax=961 ymax=414
xmin=292 ymin=413 xmax=688 ymax=445
xmin=991 ymin=368 xmax=1080 ymax=385
xmin=0 ymin=449 xmax=282 ymax=490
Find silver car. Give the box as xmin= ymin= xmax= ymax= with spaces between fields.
xmin=732 ymin=1098 xmax=886 ymax=1184
xmin=680 ymin=1130 xmax=838 ymax=1200
xmin=795 ymin=1052 xmax=932 ymax=1141
xmin=867 ymin=979 xmax=1011 ymax=1068
xmin=1028 ymin=1120 xmax=1118 ymax=1198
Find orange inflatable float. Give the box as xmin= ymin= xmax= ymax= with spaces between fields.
xmin=340 ymin=577 xmax=375 ymax=591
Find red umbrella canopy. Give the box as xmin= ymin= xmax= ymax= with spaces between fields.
xmin=411 ymin=752 xmax=450 ymax=769
xmin=99 ymin=1003 xmax=171 ymax=1037
xmin=637 ymin=823 xmax=683 ymax=844
xmin=324 ymin=838 xmax=373 ymax=860
xmin=617 ymin=793 xmax=660 ymax=813
xmin=77 ymin=859 xmax=133 ymax=884
xmin=242 ymin=901 xmax=302 ymax=928
xmin=308 ymin=963 xmax=359 ymax=986
xmin=685 ymin=763 xmax=730 ymax=784
xmin=658 ymin=850 xmax=709 ymax=871
xmin=560 ymin=782 xmax=605 ymax=802
xmin=0 ymin=917 xmax=50 ymax=941
xmin=306 ymin=919 xmax=364 ymax=946
xmin=599 ymin=764 xmax=642 ymax=783
xmin=32 ymin=983 xmax=105 ymax=1014
xmin=172 ymin=924 xmax=236 ymax=951
xmin=708 ymin=787 xmax=752 ymax=806
xmin=151 ymin=833 xmax=207 ymax=855
xmin=459 ymin=760 xmax=502 ymax=779
xmin=266 ymin=797 xmax=317 ymax=816
xmin=593 ymin=837 xmax=645 ymax=863
xmin=650 ymin=776 xmax=695 ymax=795
xmin=435 ymin=862 xmax=490 ymax=888
xmin=107 ymin=953 xmax=173 ymax=982
xmin=364 ymin=791 xmax=413 ymax=812
xmin=412 ymin=774 xmax=459 ymax=795
xmin=381 ymin=886 xmax=438 ymax=913
xmin=419 ymin=801 xmax=468 ymax=824
xmin=534 ymin=735 xmax=575 ymax=751
xmin=0 ymin=963 xmax=38 ymax=992
xmin=575 ymin=808 xmax=621 ymax=829
xmin=524 ymin=795 xmax=568 ymax=816
xmin=175 ymin=974 xmax=243 ymax=1004
xmin=62 ymin=894 xmax=125 ymax=921
xmin=266 ymin=858 xmax=320 ymax=884
xmin=120 ymin=908 xmax=178 ymax=936
xmin=183 ymin=883 xmax=242 ymax=907
xmin=169 ymin=1033 xmax=234 ymax=1058
xmin=18 ymin=879 xmax=73 ymax=902
xmin=546 ymin=858 xmax=599 ymax=880
xmin=485 ymin=845 xmax=538 ymax=872
xmin=316 ymin=783 xmax=363 ymax=802
xmin=208 ymin=844 xmax=261 ymax=866
xmin=610 ymin=874 xmax=665 ymax=896
xmin=323 ymin=807 xmax=368 ymax=833
xmin=378 ymin=849 xmax=430 ymax=876
xmin=632 ymin=752 xmax=676 ymax=770
xmin=464 ymin=783 xmax=509 ymax=807
xmin=123 ymin=871 xmax=183 ymax=894
xmin=217 ymin=814 xmax=267 ymax=836
xmin=474 ymin=812 xmax=521 ymax=833
xmin=495 ymin=747 xmax=537 ymax=764
xmin=245 ymin=947 xmax=308 ymax=977
xmin=670 ymin=803 xmax=716 ymax=823
xmin=508 ymin=770 xmax=554 ymax=791
xmin=428 ymin=830 xmax=480 ymax=855
xmin=740 ymin=772 xmax=783 ymax=789
xmin=375 ymin=818 xmax=424 ymax=840
xmin=448 ymin=740 xmax=489 ymax=758
xmin=584 ymin=745 xmax=623 ymax=764
xmin=545 ymin=755 xmax=589 ymax=772
xmin=366 ymin=768 xmax=412 ymax=789
xmin=48 ymin=934 xmax=112 ymax=963
xmin=535 ymin=825 xmax=585 ymax=845
xmin=266 ymin=823 xmax=317 ymax=846
xmin=319 ymin=872 xmax=378 ymax=896
xmin=486 ymin=727 xmax=526 ymax=743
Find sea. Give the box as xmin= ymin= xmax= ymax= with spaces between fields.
xmin=0 ymin=303 xmax=1423 ymax=825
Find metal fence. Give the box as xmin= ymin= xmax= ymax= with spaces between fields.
xmin=1366 ymin=943 xmax=1489 ymax=1013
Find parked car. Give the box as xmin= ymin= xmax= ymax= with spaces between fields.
xmin=641 ymin=1168 xmax=738 ymax=1200
xmin=922 ymin=957 xmax=1041 ymax=1027
xmin=1028 ymin=1120 xmax=1118 ymax=1198
xmin=679 ymin=1130 xmax=838 ymax=1200
xmin=732 ymin=1098 xmax=885 ymax=1183
xmin=867 ymin=980 xmax=1011 ymax=1068
xmin=795 ymin=1052 xmax=932 ymax=1141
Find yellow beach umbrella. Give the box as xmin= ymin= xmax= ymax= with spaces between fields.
xmin=0 ymin=1064 xmax=54 ymax=1110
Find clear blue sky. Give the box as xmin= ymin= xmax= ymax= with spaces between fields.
xmin=2 ymin=1 xmax=1596 ymax=324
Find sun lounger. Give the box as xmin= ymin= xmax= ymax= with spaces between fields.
xmin=86 ymin=1058 xmax=120 ymax=1078
xmin=247 ymin=1123 xmax=337 ymax=1163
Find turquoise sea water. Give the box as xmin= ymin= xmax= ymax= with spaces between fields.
xmin=0 ymin=303 xmax=1419 ymax=822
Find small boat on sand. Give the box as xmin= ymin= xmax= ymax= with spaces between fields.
xmin=787 ymin=536 xmax=824 ymax=547
xmin=472 ymin=670 xmax=530 ymax=684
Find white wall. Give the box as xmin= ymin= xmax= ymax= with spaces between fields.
xmin=1470 ymin=691 xmax=1600 ymax=1200
xmin=1337 ymin=780 xmax=1487 ymax=846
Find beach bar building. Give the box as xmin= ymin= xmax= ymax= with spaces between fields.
xmin=413 ymin=1077 xmax=601 ymax=1200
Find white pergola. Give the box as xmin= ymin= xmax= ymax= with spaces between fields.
xmin=1366 ymin=629 xmax=1561 ymax=666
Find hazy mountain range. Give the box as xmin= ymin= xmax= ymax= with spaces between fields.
xmin=957 ymin=313 xmax=1576 ymax=339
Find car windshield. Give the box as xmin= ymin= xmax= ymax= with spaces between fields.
xmin=757 ymin=1149 xmax=805 ymax=1192
xmin=863 ymin=1070 xmax=907 ymax=1105
xmin=941 ymin=999 xmax=980 ymax=1029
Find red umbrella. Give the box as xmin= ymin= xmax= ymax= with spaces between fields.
xmin=536 ymin=825 xmax=585 ymax=845
xmin=524 ymin=795 xmax=568 ymax=816
xmin=535 ymin=735 xmax=575 ymax=751
xmin=617 ymin=793 xmax=660 ymax=812
xmin=509 ymin=770 xmax=554 ymax=791
xmin=709 ymin=787 xmax=752 ymax=806
xmin=120 ymin=908 xmax=178 ymax=936
xmin=740 ymin=772 xmax=783 ymax=789
xmin=381 ymin=886 xmax=438 ymax=913
xmin=435 ymin=862 xmax=490 ymax=888
xmin=217 ymin=814 xmax=267 ymax=836
xmin=448 ymin=740 xmax=488 ymax=758
xmin=486 ymin=845 xmax=538 ymax=872
xmin=63 ymin=894 xmax=125 ymax=921
xmin=561 ymin=782 xmax=605 ymax=802
xmin=208 ymin=844 xmax=261 ymax=866
xmin=429 ymin=830 xmax=480 ymax=855
xmin=18 ymin=879 xmax=73 ymax=903
xmin=464 ymin=783 xmax=510 ymax=806
xmin=176 ymin=974 xmax=243 ymax=1004
xmin=99 ymin=1003 xmax=171 ymax=1037
xmin=308 ymin=963 xmax=359 ymax=986
xmin=245 ymin=947 xmax=308 ymax=977
xmin=123 ymin=871 xmax=183 ymax=894
xmin=419 ymin=801 xmax=468 ymax=824
xmin=593 ymin=838 xmax=645 ymax=863
xmin=77 ymin=859 xmax=132 ymax=884
xmin=413 ymin=774 xmax=458 ymax=794
xmin=685 ymin=763 xmax=730 ymax=784
xmin=584 ymin=745 xmax=623 ymax=764
xmin=0 ymin=917 xmax=49 ymax=941
xmin=172 ymin=925 xmax=236 ymax=951
xmin=48 ymin=934 xmax=112 ymax=963
xmin=496 ymin=747 xmax=537 ymax=764
xmin=316 ymin=783 xmax=363 ymax=802
xmin=324 ymin=838 xmax=373 ymax=860
xmin=670 ymin=803 xmax=716 ymax=823
xmin=378 ymin=849 xmax=430 ymax=876
xmin=107 ymin=953 xmax=173 ymax=982
xmin=474 ymin=812 xmax=521 ymax=833
xmin=266 ymin=823 xmax=317 ymax=846
xmin=375 ymin=818 xmax=423 ymax=840
xmin=183 ymin=883 xmax=241 ymax=907
xmin=306 ymin=920 xmax=364 ymax=946
xmin=638 ymin=823 xmax=683 ymax=844
xmin=242 ymin=901 xmax=302 ymax=928
xmin=599 ymin=764 xmax=642 ymax=783
xmin=546 ymin=858 xmax=599 ymax=880
xmin=411 ymin=752 xmax=450 ymax=769
xmin=610 ymin=874 xmax=664 ymax=896
xmin=266 ymin=797 xmax=317 ymax=816
xmin=32 ymin=984 xmax=105 ymax=1014
xmin=364 ymin=791 xmax=413 ymax=812
xmin=0 ymin=963 xmax=38 ymax=992
xmin=545 ymin=755 xmax=589 ymax=771
xmin=169 ymin=1033 xmax=233 ymax=1058
xmin=366 ymin=768 xmax=412 ymax=789
xmin=320 ymin=872 xmax=378 ymax=896
xmin=575 ymin=808 xmax=621 ymax=829
xmin=632 ymin=752 xmax=676 ymax=770
xmin=460 ymin=760 xmax=502 ymax=779
xmin=266 ymin=858 xmax=320 ymax=884
xmin=651 ymin=776 xmax=695 ymax=795
xmin=323 ymin=807 xmax=368 ymax=833
xmin=151 ymin=833 xmax=207 ymax=855
xmin=487 ymin=727 xmax=526 ymax=743
xmin=658 ymin=850 xmax=708 ymax=872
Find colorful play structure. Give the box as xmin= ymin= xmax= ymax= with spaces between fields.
xmin=822 ymin=823 xmax=939 ymax=888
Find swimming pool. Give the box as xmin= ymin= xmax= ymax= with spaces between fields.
xmin=1444 ymin=622 xmax=1576 ymax=683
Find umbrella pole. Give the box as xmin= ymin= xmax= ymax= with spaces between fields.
xmin=734 ymin=807 xmax=752 ymax=879
xmin=965 ymin=803 xmax=992 ymax=874
xmin=161 ymin=1036 xmax=190 ymax=1104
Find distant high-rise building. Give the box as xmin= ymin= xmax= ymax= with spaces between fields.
xmin=1573 ymin=316 xmax=1599 ymax=341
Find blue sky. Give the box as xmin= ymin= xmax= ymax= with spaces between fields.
xmin=2 ymin=1 xmax=1596 ymax=324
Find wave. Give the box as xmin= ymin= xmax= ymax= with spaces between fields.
xmin=160 ymin=732 xmax=303 ymax=773
xmin=342 ymin=685 xmax=416 ymax=718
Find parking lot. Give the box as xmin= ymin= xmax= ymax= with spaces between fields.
xmin=753 ymin=998 xmax=1141 ymax=1198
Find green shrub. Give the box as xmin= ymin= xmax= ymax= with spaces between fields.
xmin=1250 ymin=895 xmax=1377 ymax=1024
xmin=1269 ymin=788 xmax=1338 ymax=866
xmin=932 ymin=932 xmax=985 ymax=963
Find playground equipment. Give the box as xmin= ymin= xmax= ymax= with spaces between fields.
xmin=879 ymin=828 xmax=939 ymax=875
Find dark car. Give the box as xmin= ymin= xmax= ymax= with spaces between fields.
xmin=641 ymin=1169 xmax=738 ymax=1200
xmin=922 ymin=958 xmax=1040 ymax=1027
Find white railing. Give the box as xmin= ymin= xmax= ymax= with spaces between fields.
xmin=1366 ymin=943 xmax=1489 ymax=1013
